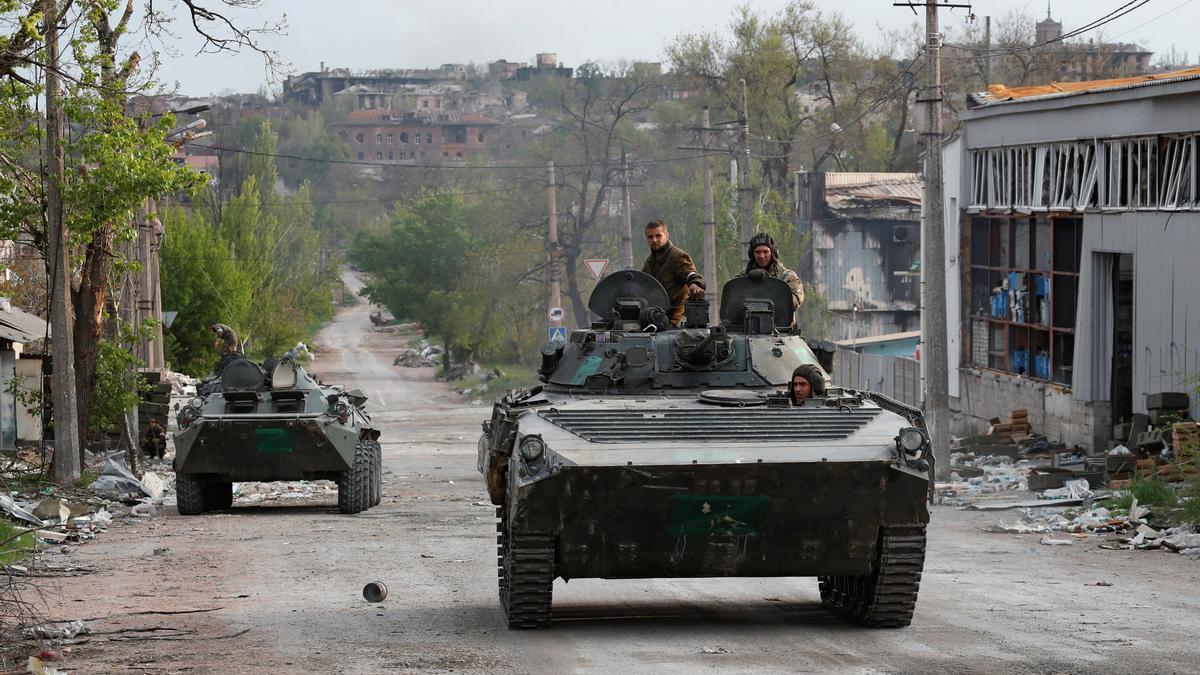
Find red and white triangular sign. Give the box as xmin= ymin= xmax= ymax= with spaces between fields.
xmin=584 ymin=258 xmax=609 ymax=281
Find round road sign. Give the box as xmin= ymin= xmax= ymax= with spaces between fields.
xmin=548 ymin=306 xmax=565 ymax=322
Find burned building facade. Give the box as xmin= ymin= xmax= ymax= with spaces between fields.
xmin=941 ymin=68 xmax=1200 ymax=451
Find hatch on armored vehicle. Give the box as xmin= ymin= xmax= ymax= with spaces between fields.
xmin=478 ymin=270 xmax=931 ymax=629
xmin=173 ymin=355 xmax=382 ymax=515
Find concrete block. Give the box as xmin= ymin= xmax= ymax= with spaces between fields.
xmin=1113 ymin=422 xmax=1132 ymax=441
xmin=1149 ymin=408 xmax=1189 ymax=426
xmin=1147 ymin=392 xmax=1190 ymax=411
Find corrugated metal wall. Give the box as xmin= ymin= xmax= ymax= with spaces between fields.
xmin=834 ymin=348 xmax=922 ymax=407
xmin=1073 ymin=211 xmax=1200 ymax=419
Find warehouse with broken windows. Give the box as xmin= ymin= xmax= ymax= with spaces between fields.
xmin=941 ymin=67 xmax=1200 ymax=451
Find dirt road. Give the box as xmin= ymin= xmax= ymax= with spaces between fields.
xmin=23 ymin=282 xmax=1200 ymax=673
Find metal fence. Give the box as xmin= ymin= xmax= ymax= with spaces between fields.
xmin=833 ymin=349 xmax=922 ymax=408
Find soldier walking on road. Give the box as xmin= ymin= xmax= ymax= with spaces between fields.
xmin=641 ymin=219 xmax=705 ymax=326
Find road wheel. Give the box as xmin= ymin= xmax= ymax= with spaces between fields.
xmin=204 ymin=478 xmax=233 ymax=511
xmin=176 ymin=473 xmax=206 ymax=515
xmin=499 ymin=504 xmax=554 ymax=629
xmin=369 ymin=440 xmax=382 ymax=507
xmin=338 ymin=441 xmax=372 ymax=514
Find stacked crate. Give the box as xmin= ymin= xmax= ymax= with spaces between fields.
xmin=987 ymin=409 xmax=1033 ymax=445
xmin=138 ymin=371 xmax=171 ymax=437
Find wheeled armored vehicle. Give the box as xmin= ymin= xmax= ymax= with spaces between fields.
xmin=477 ymin=271 xmax=931 ymax=629
xmin=173 ymin=355 xmax=382 ymax=515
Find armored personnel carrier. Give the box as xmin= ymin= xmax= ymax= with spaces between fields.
xmin=173 ymin=355 xmax=382 ymax=515
xmin=477 ymin=271 xmax=931 ymax=629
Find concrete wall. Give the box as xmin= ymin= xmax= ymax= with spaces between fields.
xmin=951 ymin=368 xmax=1112 ymax=451
xmin=0 ymin=349 xmax=13 ymax=448
xmin=14 ymin=358 xmax=41 ymax=442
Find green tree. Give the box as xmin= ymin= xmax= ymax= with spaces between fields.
xmin=352 ymin=192 xmax=481 ymax=367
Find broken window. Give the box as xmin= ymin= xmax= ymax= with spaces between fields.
xmin=355 ymin=133 xmax=364 ymax=144
xmin=387 ymin=151 xmax=394 ymax=160
xmin=965 ymin=214 xmax=1081 ymax=383
xmin=400 ymin=132 xmax=409 ymax=144
xmin=972 ymin=134 xmax=1195 ymax=212
xmin=478 ymin=132 xmax=485 ymax=143
xmin=427 ymin=133 xmax=433 ymax=144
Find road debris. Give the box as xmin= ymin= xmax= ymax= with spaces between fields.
xmin=363 ymin=582 xmax=388 ymax=602
xmin=701 ymin=646 xmax=732 ymax=655
xmin=23 ymin=620 xmax=89 ymax=640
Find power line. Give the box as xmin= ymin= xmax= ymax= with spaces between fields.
xmin=1107 ymin=0 xmax=1197 ymax=40
xmin=941 ymin=1 xmax=1151 ymax=59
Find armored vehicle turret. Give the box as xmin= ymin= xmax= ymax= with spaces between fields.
xmin=478 ymin=271 xmax=931 ymax=629
xmin=173 ymin=355 xmax=382 ymax=515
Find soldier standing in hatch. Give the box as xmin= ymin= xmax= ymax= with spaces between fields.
xmin=788 ymin=364 xmax=827 ymax=404
xmin=208 ymin=322 xmax=240 ymax=355
xmin=736 ymin=232 xmax=804 ymax=313
xmin=641 ymin=219 xmax=705 ymax=325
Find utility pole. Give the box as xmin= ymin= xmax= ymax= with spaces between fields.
xmin=901 ymin=0 xmax=961 ymax=481
xmin=737 ymin=79 xmax=754 ymax=251
xmin=620 ymin=151 xmax=633 ymax=270
xmin=984 ymin=15 xmax=992 ymax=85
xmin=701 ymin=107 xmax=718 ymax=324
xmin=546 ymin=161 xmax=562 ymax=331
xmin=43 ymin=0 xmax=82 ymax=483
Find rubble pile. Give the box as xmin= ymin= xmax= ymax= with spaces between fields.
xmin=232 ymin=480 xmax=337 ymax=504
xmin=393 ymin=340 xmax=442 ymax=368
xmin=937 ymin=453 xmax=1031 ymax=503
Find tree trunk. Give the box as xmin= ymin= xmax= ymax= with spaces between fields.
xmin=442 ymin=336 xmax=451 ymax=371
xmin=72 ymin=226 xmax=116 ymax=447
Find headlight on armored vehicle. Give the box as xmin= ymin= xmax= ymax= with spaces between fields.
xmin=518 ymin=435 xmax=545 ymax=461
xmin=897 ymin=427 xmax=927 ymax=458
xmin=178 ymin=405 xmax=200 ymax=429
xmin=189 ymin=397 xmax=203 ymax=409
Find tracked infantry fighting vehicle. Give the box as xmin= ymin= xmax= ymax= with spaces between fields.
xmin=173 ymin=355 xmax=382 ymax=515
xmin=478 ymin=271 xmax=931 ymax=629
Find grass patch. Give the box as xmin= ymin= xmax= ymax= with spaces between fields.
xmin=0 ymin=521 xmax=35 ymax=567
xmin=1182 ymin=475 xmax=1200 ymax=524
xmin=1105 ymin=475 xmax=1178 ymax=510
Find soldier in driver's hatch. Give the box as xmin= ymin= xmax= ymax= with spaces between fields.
xmin=641 ymin=219 xmax=705 ymax=325
xmin=208 ymin=322 xmax=240 ymax=355
xmin=789 ymin=364 xmax=827 ymax=404
xmin=736 ymin=232 xmax=804 ymax=311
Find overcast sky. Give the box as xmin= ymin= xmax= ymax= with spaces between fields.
xmin=149 ymin=0 xmax=1198 ymax=96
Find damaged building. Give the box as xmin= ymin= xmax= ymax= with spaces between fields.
xmin=941 ymin=67 xmax=1200 ymax=451
xmin=796 ymin=172 xmax=922 ymax=342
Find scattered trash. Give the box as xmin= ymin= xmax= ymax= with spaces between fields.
xmin=363 ymin=581 xmax=388 ymax=603
xmin=1094 ymin=581 xmax=1113 ymax=587
xmin=23 ymin=620 xmax=89 ymax=640
xmin=141 ymin=471 xmax=167 ymax=500
xmin=154 ymin=547 xmax=170 ymax=556
xmin=0 ymin=494 xmax=44 ymax=526
xmin=1039 ymin=536 xmax=1074 ymax=546
xmin=131 ymin=502 xmax=159 ymax=518
xmin=26 ymin=656 xmax=66 ymax=675
xmin=1040 ymin=479 xmax=1092 ymax=501
xmin=701 ymin=646 xmax=732 ymax=655
xmin=90 ymin=455 xmax=151 ymax=499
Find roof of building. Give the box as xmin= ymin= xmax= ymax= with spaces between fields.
xmin=974 ymin=66 xmax=1200 ymax=107
xmin=825 ymin=172 xmax=921 ymax=210
xmin=0 ymin=302 xmax=49 ymax=344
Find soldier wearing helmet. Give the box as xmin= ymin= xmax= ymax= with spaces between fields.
xmin=788 ymin=364 xmax=827 ymax=404
xmin=736 ymin=232 xmax=804 ymax=314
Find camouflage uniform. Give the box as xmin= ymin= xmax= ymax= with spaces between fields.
xmin=211 ymin=323 xmax=240 ymax=354
xmin=642 ymin=242 xmax=705 ymax=325
xmin=737 ymin=232 xmax=804 ymax=314
xmin=737 ymin=261 xmax=804 ymax=310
